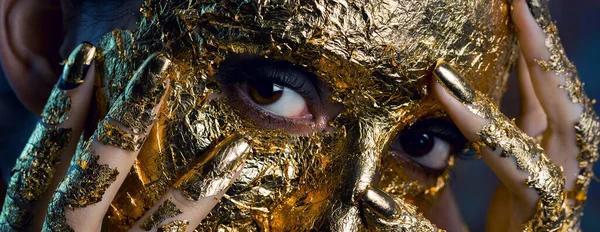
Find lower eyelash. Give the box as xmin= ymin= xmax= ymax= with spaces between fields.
xmin=222 ymin=85 xmax=316 ymax=133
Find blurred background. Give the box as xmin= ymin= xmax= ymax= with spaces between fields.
xmin=0 ymin=1 xmax=598 ymax=231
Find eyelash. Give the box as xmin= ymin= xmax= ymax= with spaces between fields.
xmin=216 ymin=59 xmax=321 ymax=104
xmin=214 ymin=57 xmax=325 ymax=132
xmin=398 ymin=118 xmax=471 ymax=177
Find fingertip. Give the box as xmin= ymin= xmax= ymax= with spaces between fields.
xmin=511 ymin=0 xmax=550 ymax=62
xmin=430 ymin=72 xmax=488 ymax=142
xmin=511 ymin=0 xmax=533 ymax=31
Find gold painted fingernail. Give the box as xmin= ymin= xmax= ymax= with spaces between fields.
xmin=361 ymin=186 xmax=400 ymax=220
xmin=174 ymin=136 xmax=250 ymax=201
xmin=124 ymin=53 xmax=171 ymax=105
xmin=41 ymin=43 xmax=96 ymax=125
xmin=58 ymin=42 xmax=96 ymax=90
xmin=104 ymin=53 xmax=170 ymax=137
xmin=433 ymin=60 xmax=476 ymax=104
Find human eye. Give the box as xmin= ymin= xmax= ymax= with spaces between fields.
xmin=390 ymin=118 xmax=468 ymax=176
xmin=214 ymin=55 xmax=342 ymax=134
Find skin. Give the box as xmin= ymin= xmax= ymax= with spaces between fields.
xmin=0 ymin=0 xmax=592 ymax=231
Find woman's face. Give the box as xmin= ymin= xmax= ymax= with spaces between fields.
xmin=100 ymin=0 xmax=517 ymax=230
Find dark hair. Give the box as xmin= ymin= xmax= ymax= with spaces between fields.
xmin=60 ymin=0 xmax=144 ymax=58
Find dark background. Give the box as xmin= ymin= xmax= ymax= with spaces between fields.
xmin=1 ymin=1 xmax=598 ymax=231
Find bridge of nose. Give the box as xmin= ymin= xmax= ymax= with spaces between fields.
xmin=324 ymin=117 xmax=399 ymax=231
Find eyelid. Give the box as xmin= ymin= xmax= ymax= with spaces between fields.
xmin=402 ymin=118 xmax=467 ymax=152
xmin=215 ymin=58 xmax=323 ymax=105
xmin=392 ymin=118 xmax=468 ymax=175
xmin=215 ymin=56 xmax=341 ymax=135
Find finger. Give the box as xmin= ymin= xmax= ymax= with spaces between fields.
xmin=0 ymin=43 xmax=96 ymax=231
xmin=132 ymin=136 xmax=250 ymax=232
xmin=43 ymin=53 xmax=171 ymax=231
xmin=515 ymin=53 xmax=546 ymax=137
xmin=431 ymin=60 xmax=566 ymax=231
xmin=513 ymin=1 xmax=600 ymax=219
xmin=512 ymin=0 xmax=582 ymax=133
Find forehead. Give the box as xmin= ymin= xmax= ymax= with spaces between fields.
xmin=191 ymin=0 xmax=516 ymax=112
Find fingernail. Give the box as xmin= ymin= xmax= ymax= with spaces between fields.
xmin=42 ymin=42 xmax=95 ymax=124
xmin=124 ymin=53 xmax=171 ymax=105
xmin=58 ymin=42 xmax=96 ymax=90
xmin=105 ymin=53 xmax=170 ymax=135
xmin=174 ymin=136 xmax=250 ymax=201
xmin=433 ymin=60 xmax=476 ymax=104
xmin=360 ymin=186 xmax=400 ymax=220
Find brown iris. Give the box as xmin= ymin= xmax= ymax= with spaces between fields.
xmin=249 ymin=81 xmax=283 ymax=105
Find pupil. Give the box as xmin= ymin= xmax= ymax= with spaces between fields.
xmin=399 ymin=133 xmax=434 ymax=158
xmin=249 ymin=81 xmax=283 ymax=104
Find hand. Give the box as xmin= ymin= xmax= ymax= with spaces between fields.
xmin=0 ymin=44 xmax=250 ymax=231
xmin=430 ymin=0 xmax=599 ymax=231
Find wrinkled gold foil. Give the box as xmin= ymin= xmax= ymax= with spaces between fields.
xmin=97 ymin=53 xmax=171 ymax=151
xmin=0 ymin=124 xmax=71 ymax=230
xmin=44 ymin=139 xmax=119 ymax=231
xmin=40 ymin=87 xmax=72 ymax=126
xmin=105 ymin=53 xmax=170 ymax=135
xmin=525 ymin=1 xmax=600 ymax=230
xmin=97 ymin=119 xmax=146 ymax=152
xmin=174 ymin=135 xmax=249 ymax=201
xmin=0 ymin=43 xmax=96 ymax=231
xmin=361 ymin=186 xmax=438 ymax=231
xmin=474 ymin=112 xmax=566 ymax=231
xmin=435 ymin=60 xmax=569 ymax=231
xmin=159 ymin=220 xmax=189 ymax=232
xmin=140 ymin=198 xmax=183 ymax=231
xmin=40 ymin=42 xmax=95 ymax=125
xmin=90 ymin=0 xmax=519 ymax=230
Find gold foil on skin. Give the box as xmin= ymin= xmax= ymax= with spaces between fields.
xmin=433 ymin=61 xmax=476 ymax=104
xmin=433 ymin=60 xmax=568 ymax=230
xmin=526 ymin=1 xmax=600 ymax=230
xmin=469 ymin=95 xmax=566 ymax=231
xmin=61 ymin=43 xmax=96 ymax=87
xmin=98 ymin=54 xmax=171 ymax=151
xmin=41 ymin=87 xmax=72 ymax=126
xmin=0 ymin=124 xmax=72 ymax=231
xmin=0 ymin=197 xmax=29 ymax=231
xmin=174 ymin=136 xmax=250 ymax=201
xmin=361 ymin=189 xmax=438 ymax=232
xmin=97 ymin=119 xmax=146 ymax=152
xmin=159 ymin=220 xmax=189 ymax=232
xmin=105 ymin=53 xmax=170 ymax=135
xmin=362 ymin=186 xmax=401 ymax=220
xmin=92 ymin=0 xmax=518 ymax=230
xmin=140 ymin=198 xmax=183 ymax=231
xmin=0 ymin=43 xmax=96 ymax=230
xmin=43 ymin=139 xmax=119 ymax=231
xmin=40 ymin=43 xmax=96 ymax=125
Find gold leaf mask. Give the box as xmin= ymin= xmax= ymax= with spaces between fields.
xmin=93 ymin=0 xmax=518 ymax=230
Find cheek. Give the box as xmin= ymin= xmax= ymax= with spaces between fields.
xmin=202 ymin=100 xmax=335 ymax=230
xmin=378 ymin=153 xmax=453 ymax=217
xmin=378 ymin=150 xmax=452 ymax=198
